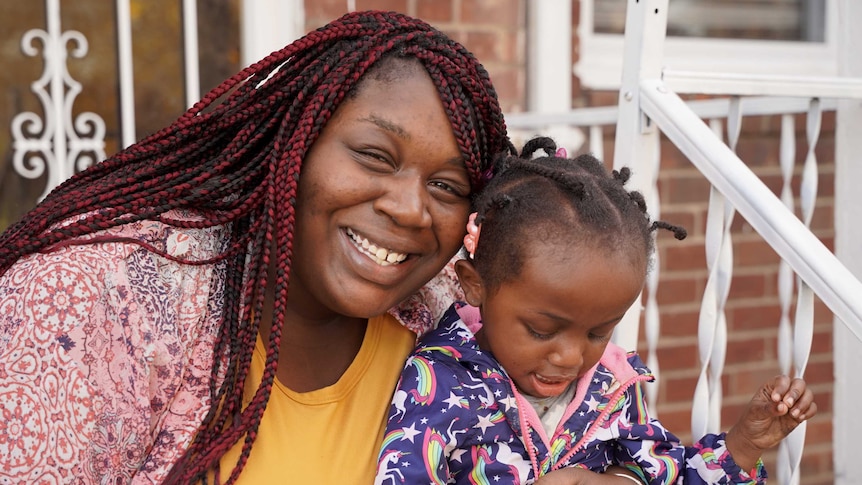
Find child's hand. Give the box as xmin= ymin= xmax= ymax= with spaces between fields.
xmin=726 ymin=375 xmax=817 ymax=471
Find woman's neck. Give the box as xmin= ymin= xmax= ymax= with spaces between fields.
xmin=258 ymin=298 xmax=369 ymax=393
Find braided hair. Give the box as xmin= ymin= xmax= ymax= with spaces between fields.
xmin=468 ymin=136 xmax=685 ymax=295
xmin=0 ymin=11 xmax=513 ymax=484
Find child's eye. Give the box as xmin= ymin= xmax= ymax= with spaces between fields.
xmin=589 ymin=333 xmax=612 ymax=343
xmin=526 ymin=327 xmax=554 ymax=341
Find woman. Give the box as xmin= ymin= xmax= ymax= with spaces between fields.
xmin=0 ymin=11 xmax=512 ymax=484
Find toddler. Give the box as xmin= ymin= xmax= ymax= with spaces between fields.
xmin=374 ymin=137 xmax=815 ymax=484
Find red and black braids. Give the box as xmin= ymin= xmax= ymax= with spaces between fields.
xmin=0 ymin=10 xmax=512 ymax=484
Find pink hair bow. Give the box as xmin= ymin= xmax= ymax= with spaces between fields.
xmin=463 ymin=212 xmax=481 ymax=259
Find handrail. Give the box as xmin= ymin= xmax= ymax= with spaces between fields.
xmin=504 ymin=96 xmax=839 ymax=130
xmin=638 ymin=78 xmax=862 ymax=339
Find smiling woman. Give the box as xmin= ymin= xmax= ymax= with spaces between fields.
xmin=0 ymin=10 xmax=513 ymax=485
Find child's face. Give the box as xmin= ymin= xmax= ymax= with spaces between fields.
xmin=457 ymin=242 xmax=646 ymax=399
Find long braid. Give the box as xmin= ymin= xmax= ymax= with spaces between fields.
xmin=0 ymin=11 xmax=512 ymax=484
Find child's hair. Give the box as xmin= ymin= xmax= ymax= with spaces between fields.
xmin=469 ymin=136 xmax=686 ymax=294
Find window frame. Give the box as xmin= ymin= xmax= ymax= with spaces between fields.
xmin=575 ymin=0 xmax=839 ymax=90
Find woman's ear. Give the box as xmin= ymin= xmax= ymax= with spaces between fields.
xmin=454 ymin=258 xmax=485 ymax=307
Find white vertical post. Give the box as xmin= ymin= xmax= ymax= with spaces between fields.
xmin=833 ymin=0 xmax=862 ymax=483
xmin=240 ymin=0 xmax=305 ymax=68
xmin=115 ymin=0 xmax=136 ymax=147
xmin=611 ymin=0 xmax=668 ymax=359
xmin=526 ymin=0 xmax=582 ymax=152
xmin=182 ymin=0 xmax=201 ymax=107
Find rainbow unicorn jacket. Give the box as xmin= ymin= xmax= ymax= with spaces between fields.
xmin=375 ymin=302 xmax=766 ymax=485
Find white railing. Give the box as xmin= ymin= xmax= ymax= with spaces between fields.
xmin=617 ymin=1 xmax=862 ymax=484
xmin=11 ymin=0 xmax=204 ymax=200
xmin=513 ymin=1 xmax=862 ymax=483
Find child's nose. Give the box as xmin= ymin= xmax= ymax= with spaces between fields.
xmin=549 ymin=339 xmax=584 ymax=371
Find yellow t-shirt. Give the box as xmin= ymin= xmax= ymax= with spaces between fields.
xmin=218 ymin=313 xmax=415 ymax=484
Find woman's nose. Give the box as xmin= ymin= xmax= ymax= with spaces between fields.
xmin=374 ymin=175 xmax=432 ymax=228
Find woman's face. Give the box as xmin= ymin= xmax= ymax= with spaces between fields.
xmin=289 ymin=63 xmax=471 ymax=320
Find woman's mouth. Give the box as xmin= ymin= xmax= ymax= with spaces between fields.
xmin=346 ymin=228 xmax=408 ymax=266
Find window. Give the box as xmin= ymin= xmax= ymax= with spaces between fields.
xmin=576 ymin=0 xmax=836 ymax=89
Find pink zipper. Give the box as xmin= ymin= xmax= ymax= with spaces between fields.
xmin=552 ymin=373 xmax=651 ymax=472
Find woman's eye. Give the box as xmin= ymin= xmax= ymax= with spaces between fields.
xmin=429 ymin=180 xmax=469 ymax=198
xmin=355 ymin=150 xmax=394 ymax=169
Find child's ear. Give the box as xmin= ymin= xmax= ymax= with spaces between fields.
xmin=454 ymin=258 xmax=485 ymax=307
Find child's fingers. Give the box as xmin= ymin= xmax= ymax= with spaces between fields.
xmin=768 ymin=375 xmax=792 ymax=403
xmin=788 ymin=387 xmax=817 ymax=420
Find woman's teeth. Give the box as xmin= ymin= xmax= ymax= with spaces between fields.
xmin=347 ymin=228 xmax=408 ymax=266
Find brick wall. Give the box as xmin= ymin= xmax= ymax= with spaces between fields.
xmin=313 ymin=1 xmax=837 ymax=482
xmin=303 ymin=0 xmax=527 ymax=113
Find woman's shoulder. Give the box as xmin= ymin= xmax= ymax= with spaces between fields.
xmin=0 ymin=210 xmax=227 ymax=483
xmin=0 ymin=208 xmax=231 ymax=339
xmin=389 ymin=255 xmax=465 ymax=336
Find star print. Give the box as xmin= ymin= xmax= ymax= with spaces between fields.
xmin=493 ymin=389 xmax=502 ymax=397
xmin=401 ymin=423 xmax=421 ymax=443
xmin=585 ymin=395 xmax=601 ymax=412
xmin=443 ymin=392 xmax=464 ymax=409
xmin=475 ymin=413 xmax=495 ymax=434
xmin=420 ymin=417 xmax=429 ymax=424
xmin=450 ymin=448 xmax=468 ymax=463
xmin=498 ymin=396 xmax=517 ymax=411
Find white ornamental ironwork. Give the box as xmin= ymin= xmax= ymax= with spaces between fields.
xmin=12 ymin=0 xmax=106 ymax=201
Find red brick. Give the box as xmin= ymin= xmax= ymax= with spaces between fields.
xmin=661 ymin=242 xmax=707 ymax=272
xmin=732 ymin=136 xmax=779 ymax=168
xmin=659 ymin=373 xmax=699 ymax=403
xmin=417 ymin=0 xmax=454 ymax=22
xmin=727 ymin=272 xmax=773 ymax=300
xmin=727 ymin=304 xmax=782 ymax=331
xmin=485 ymin=66 xmax=524 ymax=113
xmin=656 ymin=343 xmax=700 ymax=371
xmin=460 ymin=0 xmax=522 ymax=28
xmin=654 ymin=276 xmax=703 ymax=305
xmin=662 ymin=173 xmax=712 ymax=205
xmin=355 ymin=0 xmax=410 ymax=13
xmin=727 ymin=362 xmax=782 ymax=397
xmin=655 ymin=310 xmax=700 ymax=339
xmin=464 ymin=31 xmax=503 ymax=63
xmin=732 ymin=238 xmax=781 ymax=267
xmin=658 ymin=139 xmax=697 ymax=169
xmin=724 ymin=336 xmax=771 ymax=366
xmin=800 ymin=359 xmax=834 ymax=386
xmin=303 ymin=0 xmax=350 ymax=28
